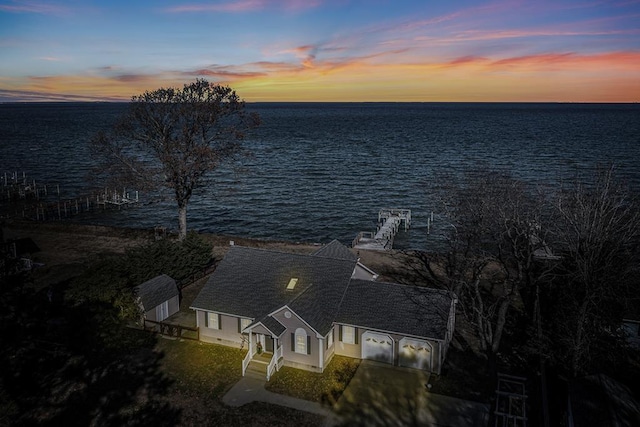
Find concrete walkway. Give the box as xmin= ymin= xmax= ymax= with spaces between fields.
xmin=222 ymin=375 xmax=334 ymax=419
xmin=222 ymin=361 xmax=489 ymax=427
xmin=334 ymin=360 xmax=490 ymax=426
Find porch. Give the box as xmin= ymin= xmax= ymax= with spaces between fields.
xmin=242 ymin=332 xmax=284 ymax=381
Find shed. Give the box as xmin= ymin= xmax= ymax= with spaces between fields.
xmin=134 ymin=274 xmax=179 ymax=322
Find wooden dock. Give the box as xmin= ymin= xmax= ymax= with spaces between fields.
xmin=353 ymin=208 xmax=411 ymax=251
xmin=1 ymin=170 xmax=140 ymax=221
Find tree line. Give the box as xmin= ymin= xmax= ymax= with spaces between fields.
xmin=417 ymin=165 xmax=639 ymax=379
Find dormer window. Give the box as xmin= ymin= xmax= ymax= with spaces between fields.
xmin=286 ymin=278 xmax=298 ymax=290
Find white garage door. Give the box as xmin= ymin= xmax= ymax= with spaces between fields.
xmin=362 ymin=331 xmax=394 ymax=364
xmin=398 ymin=337 xmax=432 ymax=371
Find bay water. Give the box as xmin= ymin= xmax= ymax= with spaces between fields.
xmin=1 ymin=102 xmax=638 ymax=250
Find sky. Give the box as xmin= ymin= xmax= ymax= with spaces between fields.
xmin=1 ymin=0 xmax=639 ymax=102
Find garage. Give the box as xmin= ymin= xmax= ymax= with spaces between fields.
xmin=362 ymin=331 xmax=394 ymax=364
xmin=398 ymin=337 xmax=432 ymax=371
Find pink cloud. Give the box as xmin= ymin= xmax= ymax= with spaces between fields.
xmin=0 ymin=0 xmax=68 ymax=15
xmin=165 ymin=0 xmax=322 ymax=13
xmin=166 ymin=0 xmax=266 ymax=13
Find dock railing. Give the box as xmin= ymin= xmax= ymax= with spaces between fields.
xmin=352 ymin=231 xmax=375 ymax=248
xmin=353 ymin=208 xmax=411 ymax=251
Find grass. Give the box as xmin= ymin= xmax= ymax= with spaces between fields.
xmin=265 ymin=355 xmax=360 ymax=404
xmin=154 ymin=338 xmax=325 ymax=426
xmin=156 ymin=338 xmax=246 ymax=399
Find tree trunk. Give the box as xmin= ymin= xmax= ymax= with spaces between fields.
xmin=571 ymin=299 xmax=590 ymax=378
xmin=178 ymin=204 xmax=187 ymax=241
xmin=491 ymin=296 xmax=512 ymax=354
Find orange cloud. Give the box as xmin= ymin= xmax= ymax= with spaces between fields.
xmin=2 ymin=47 xmax=639 ymax=103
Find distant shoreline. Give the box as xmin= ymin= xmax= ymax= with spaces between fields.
xmin=1 ymin=101 xmax=639 ymax=106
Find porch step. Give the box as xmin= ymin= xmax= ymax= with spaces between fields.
xmin=254 ymin=352 xmax=273 ymax=363
xmin=245 ymin=361 xmax=267 ymax=380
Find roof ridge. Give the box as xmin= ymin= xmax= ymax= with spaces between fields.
xmin=229 ymin=245 xmax=358 ymax=268
xmin=230 ymin=245 xmax=324 ymax=259
xmin=349 ymin=278 xmax=450 ymax=295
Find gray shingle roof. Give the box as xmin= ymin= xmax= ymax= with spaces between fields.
xmin=335 ymin=279 xmax=452 ymax=340
xmin=190 ymin=246 xmax=356 ymax=336
xmin=134 ymin=274 xmax=178 ymax=311
xmin=191 ymin=241 xmax=453 ymax=340
xmin=312 ymin=239 xmax=358 ymax=261
xmin=257 ymin=316 xmax=287 ymax=336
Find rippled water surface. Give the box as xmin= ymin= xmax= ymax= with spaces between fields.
xmin=1 ymin=102 xmax=639 ymax=249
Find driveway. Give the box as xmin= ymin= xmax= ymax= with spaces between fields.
xmin=332 ymin=360 xmax=489 ymax=426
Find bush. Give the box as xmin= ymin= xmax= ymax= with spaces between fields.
xmin=68 ymin=232 xmax=213 ymax=320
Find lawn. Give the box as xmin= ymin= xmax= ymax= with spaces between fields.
xmin=156 ymin=337 xmax=246 ymax=399
xmin=154 ymin=338 xmax=325 ymax=426
xmin=265 ymin=355 xmax=360 ymax=404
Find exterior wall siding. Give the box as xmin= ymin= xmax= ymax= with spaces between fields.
xmin=144 ymin=307 xmax=157 ymax=322
xmin=144 ymin=295 xmax=179 ymax=322
xmin=196 ymin=310 xmax=248 ymax=348
xmin=334 ymin=325 xmax=362 ymax=358
xmin=352 ymin=265 xmax=377 ymax=281
xmin=333 ymin=323 xmax=444 ymax=374
xmin=271 ymin=308 xmax=321 ymax=371
xmin=167 ymin=295 xmax=180 ymax=318
xmin=324 ymin=327 xmax=336 ymax=365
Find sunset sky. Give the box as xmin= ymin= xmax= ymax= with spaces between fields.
xmin=1 ymin=0 xmax=639 ymax=102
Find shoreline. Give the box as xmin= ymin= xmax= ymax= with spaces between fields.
xmin=3 ymin=218 xmax=412 ymax=288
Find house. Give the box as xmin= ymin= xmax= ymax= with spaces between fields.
xmin=134 ymin=274 xmax=180 ymax=322
xmin=190 ymin=240 xmax=456 ymax=380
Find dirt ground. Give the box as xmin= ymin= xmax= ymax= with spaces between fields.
xmin=2 ymin=218 xmax=413 ymax=289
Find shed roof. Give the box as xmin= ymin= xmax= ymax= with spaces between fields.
xmin=134 ymin=274 xmax=178 ymax=311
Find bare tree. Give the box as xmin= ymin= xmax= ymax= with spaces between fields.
xmin=546 ymin=165 xmax=640 ymax=377
xmin=418 ymin=169 xmax=550 ymax=369
xmin=91 ymin=79 xmax=260 ymax=240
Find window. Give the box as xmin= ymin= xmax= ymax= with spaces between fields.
xmin=206 ymin=312 xmax=220 ymax=330
xmin=293 ymin=328 xmax=310 ymax=355
xmin=327 ymin=329 xmax=334 ymax=349
xmin=341 ymin=326 xmax=355 ymax=344
xmin=286 ymin=278 xmax=298 ymax=290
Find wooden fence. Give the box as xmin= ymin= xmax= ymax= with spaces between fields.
xmin=143 ymin=319 xmax=199 ymax=341
xmin=177 ymin=262 xmax=217 ymax=290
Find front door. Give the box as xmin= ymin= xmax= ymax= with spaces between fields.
xmin=265 ymin=336 xmax=274 ymax=353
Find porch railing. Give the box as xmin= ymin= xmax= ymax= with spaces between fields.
xmin=241 ymin=347 xmax=255 ymax=377
xmin=266 ymin=345 xmax=283 ymax=381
